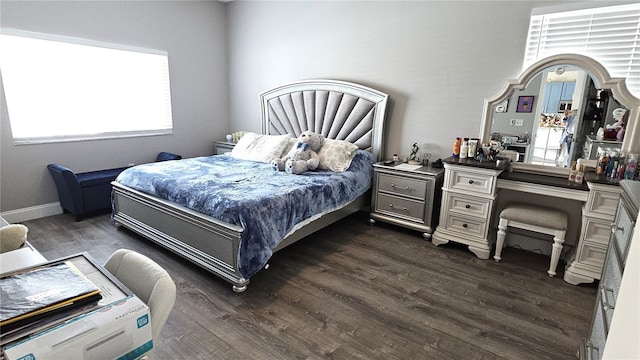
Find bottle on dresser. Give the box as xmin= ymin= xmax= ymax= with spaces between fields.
xmin=452 ymin=137 xmax=461 ymax=157
xmin=467 ymin=138 xmax=478 ymax=158
xmin=575 ymin=164 xmax=584 ymax=184
xmin=460 ymin=138 xmax=469 ymax=159
xmin=568 ymin=161 xmax=577 ymax=182
xmin=624 ymin=153 xmax=637 ymax=180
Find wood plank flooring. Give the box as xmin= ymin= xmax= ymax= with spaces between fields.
xmin=21 ymin=211 xmax=597 ymax=359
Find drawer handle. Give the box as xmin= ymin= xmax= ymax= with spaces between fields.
xmin=585 ymin=341 xmax=599 ymax=360
xmin=465 ymin=204 xmax=471 ymax=209
xmin=389 ymin=204 xmax=408 ymax=211
xmin=462 ymin=223 xmax=468 ymax=228
xmin=391 ymin=183 xmax=411 ymax=191
xmin=468 ymin=180 xmax=474 ymax=184
xmin=610 ymin=222 xmax=624 ymax=234
xmin=600 ymin=285 xmax=616 ymax=311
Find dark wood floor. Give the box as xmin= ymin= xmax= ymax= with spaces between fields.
xmin=22 ymin=211 xmax=597 ymax=360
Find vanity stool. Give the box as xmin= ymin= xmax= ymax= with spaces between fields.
xmin=494 ymin=203 xmax=568 ymax=277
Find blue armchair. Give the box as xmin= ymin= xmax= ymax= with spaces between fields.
xmin=47 ymin=164 xmax=128 ymax=221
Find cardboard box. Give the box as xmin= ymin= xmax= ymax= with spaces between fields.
xmin=3 ymin=296 xmax=152 ymax=360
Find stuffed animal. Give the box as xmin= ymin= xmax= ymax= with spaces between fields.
xmin=0 ymin=224 xmax=28 ymax=253
xmin=271 ymin=131 xmax=325 ymax=174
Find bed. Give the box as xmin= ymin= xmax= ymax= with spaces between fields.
xmin=111 ymin=79 xmax=389 ymax=292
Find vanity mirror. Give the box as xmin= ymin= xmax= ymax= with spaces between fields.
xmin=480 ymin=53 xmax=640 ymax=176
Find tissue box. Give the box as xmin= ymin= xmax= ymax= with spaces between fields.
xmin=3 ymin=296 xmax=152 ymax=360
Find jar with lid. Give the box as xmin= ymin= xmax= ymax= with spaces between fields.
xmin=467 ymin=138 xmax=478 ymax=158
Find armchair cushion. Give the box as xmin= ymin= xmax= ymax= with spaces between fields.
xmin=156 ymin=152 xmax=182 ymax=162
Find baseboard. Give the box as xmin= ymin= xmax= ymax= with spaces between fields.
xmin=1 ymin=203 xmax=63 ymax=223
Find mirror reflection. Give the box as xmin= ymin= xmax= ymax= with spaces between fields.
xmin=489 ymin=65 xmax=628 ymax=168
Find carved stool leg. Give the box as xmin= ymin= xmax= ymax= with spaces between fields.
xmin=494 ymin=217 xmax=508 ymax=262
xmin=548 ymin=230 xmax=566 ymax=277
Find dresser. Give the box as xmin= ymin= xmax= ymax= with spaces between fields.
xmin=369 ymin=162 xmax=444 ymax=239
xmin=431 ymin=160 xmax=504 ymax=259
xmin=564 ymin=182 xmax=621 ymax=285
xmin=580 ymin=180 xmax=639 ymax=359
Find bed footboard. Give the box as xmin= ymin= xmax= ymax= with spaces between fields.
xmin=111 ymin=183 xmax=250 ymax=292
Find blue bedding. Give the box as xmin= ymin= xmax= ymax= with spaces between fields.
xmin=114 ymin=150 xmax=376 ymax=278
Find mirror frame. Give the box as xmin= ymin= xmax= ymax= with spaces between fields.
xmin=479 ymin=53 xmax=640 ymax=176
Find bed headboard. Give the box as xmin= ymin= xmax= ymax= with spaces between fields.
xmin=260 ymin=79 xmax=389 ymax=161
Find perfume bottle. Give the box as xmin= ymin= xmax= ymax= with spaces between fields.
xmin=575 ymin=164 xmax=584 ymax=184
xmin=568 ymin=161 xmax=577 ymax=182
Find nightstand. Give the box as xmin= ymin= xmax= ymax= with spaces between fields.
xmin=213 ymin=140 xmax=236 ymax=155
xmin=369 ymin=162 xmax=444 ymax=239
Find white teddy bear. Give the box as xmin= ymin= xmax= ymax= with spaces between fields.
xmin=271 ymin=131 xmax=325 ymax=174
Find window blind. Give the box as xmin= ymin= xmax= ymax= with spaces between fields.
xmin=0 ymin=29 xmax=173 ymax=145
xmin=524 ymin=3 xmax=640 ymax=99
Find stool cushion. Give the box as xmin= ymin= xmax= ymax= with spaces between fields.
xmin=500 ymin=204 xmax=567 ymax=230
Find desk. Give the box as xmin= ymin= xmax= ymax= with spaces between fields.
xmin=433 ymin=157 xmax=619 ymax=285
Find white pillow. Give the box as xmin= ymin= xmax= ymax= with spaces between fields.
xmin=230 ymin=132 xmax=292 ymax=163
xmin=317 ymin=139 xmax=359 ymax=172
xmin=281 ymin=136 xmax=298 ymax=157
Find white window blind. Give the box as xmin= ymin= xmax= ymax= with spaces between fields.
xmin=524 ymin=3 xmax=640 ymax=99
xmin=0 ymin=29 xmax=173 ymax=144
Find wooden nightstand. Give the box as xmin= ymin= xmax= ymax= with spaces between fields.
xmin=213 ymin=140 xmax=236 ymax=155
xmin=369 ymin=162 xmax=444 ymax=239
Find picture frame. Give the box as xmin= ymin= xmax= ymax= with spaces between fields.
xmin=516 ymin=96 xmax=534 ymax=113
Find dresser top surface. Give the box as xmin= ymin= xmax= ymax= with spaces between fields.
xmin=500 ymin=170 xmax=590 ymax=191
xmin=373 ymin=162 xmax=444 ymax=177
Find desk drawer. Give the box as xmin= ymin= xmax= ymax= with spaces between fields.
xmin=377 ymin=173 xmax=427 ymax=200
xmin=582 ymin=217 xmax=613 ymax=246
xmin=586 ymin=187 xmax=621 ymax=217
xmin=375 ymin=193 xmax=425 ymax=222
xmin=444 ymin=192 xmax=491 ymax=219
xmin=577 ymin=240 xmax=607 ymax=270
xmin=446 ymin=168 xmax=495 ymax=195
xmin=442 ymin=213 xmax=487 ymax=238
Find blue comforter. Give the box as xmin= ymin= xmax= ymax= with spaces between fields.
xmin=114 ymin=150 xmax=375 ymax=278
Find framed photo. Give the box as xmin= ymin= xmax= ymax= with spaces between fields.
xmin=516 ymin=96 xmax=534 ymax=113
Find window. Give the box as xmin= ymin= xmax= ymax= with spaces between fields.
xmin=0 ymin=29 xmax=173 ymax=144
xmin=524 ymin=3 xmax=640 ymax=99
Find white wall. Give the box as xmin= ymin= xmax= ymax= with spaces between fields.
xmin=2 ymin=0 xmax=628 ymax=219
xmin=226 ymin=1 xmax=575 ymax=161
xmin=0 ymin=1 xmax=228 ymax=216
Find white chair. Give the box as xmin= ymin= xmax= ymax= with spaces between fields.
xmin=104 ymin=249 xmax=177 ymax=340
xmin=494 ymin=204 xmax=568 ymax=277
